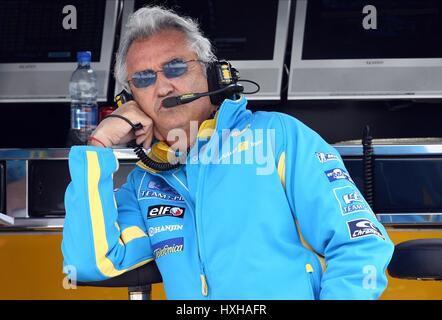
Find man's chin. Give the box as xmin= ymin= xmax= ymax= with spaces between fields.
xmin=155 ymin=122 xmax=188 ymax=141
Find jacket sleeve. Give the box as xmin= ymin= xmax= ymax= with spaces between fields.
xmin=62 ymin=146 xmax=154 ymax=282
xmin=274 ymin=113 xmax=394 ymax=300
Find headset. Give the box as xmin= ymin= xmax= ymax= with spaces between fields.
xmin=112 ymin=60 xmax=259 ymax=171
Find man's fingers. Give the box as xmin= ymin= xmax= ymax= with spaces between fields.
xmin=135 ymin=132 xmax=152 ymax=147
xmin=143 ymin=132 xmax=153 ymax=150
xmin=99 ymin=100 xmax=153 ymax=148
xmin=135 ymin=131 xmax=153 ymax=149
xmin=119 ymin=130 xmax=136 ymax=145
xmin=135 ymin=134 xmax=145 ymax=145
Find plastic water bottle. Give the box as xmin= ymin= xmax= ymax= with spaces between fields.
xmin=67 ymin=51 xmax=98 ymax=145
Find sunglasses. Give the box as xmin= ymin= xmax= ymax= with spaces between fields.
xmin=128 ymin=58 xmax=202 ymax=89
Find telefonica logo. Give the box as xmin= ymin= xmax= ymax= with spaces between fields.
xmin=152 ymin=237 xmax=184 ymax=259
xmin=366 ymin=60 xmax=384 ymax=65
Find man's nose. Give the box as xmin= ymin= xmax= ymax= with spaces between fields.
xmin=155 ymin=71 xmax=174 ymax=97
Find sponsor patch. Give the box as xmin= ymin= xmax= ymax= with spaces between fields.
xmin=140 ymin=190 xmax=185 ymax=202
xmin=325 ymin=168 xmax=354 ymax=184
xmin=148 ymin=224 xmax=183 ymax=237
xmin=316 ymin=152 xmax=340 ymax=164
xmin=333 ymin=186 xmax=370 ymax=215
xmin=152 ymin=237 xmax=184 ymax=259
xmin=347 ymin=219 xmax=385 ymax=240
xmin=147 ymin=205 xmax=185 ymax=219
xmin=147 ymin=180 xmax=179 ymax=194
xmin=139 ymin=178 xmax=184 ymax=201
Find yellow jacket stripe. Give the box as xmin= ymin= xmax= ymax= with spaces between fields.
xmin=121 ymin=226 xmax=148 ymax=245
xmin=277 ymin=151 xmax=326 ymax=272
xmin=87 ymin=151 xmax=127 ymax=277
xmin=277 ymin=152 xmax=286 ymax=189
xmin=86 ymin=151 xmax=153 ymax=277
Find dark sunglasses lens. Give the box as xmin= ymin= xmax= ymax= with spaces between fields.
xmin=132 ymin=71 xmax=156 ymax=88
xmin=164 ymin=60 xmax=188 ymax=78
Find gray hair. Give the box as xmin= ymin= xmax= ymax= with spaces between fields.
xmin=114 ymin=5 xmax=216 ymax=90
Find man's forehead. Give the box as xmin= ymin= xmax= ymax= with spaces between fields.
xmin=126 ymin=31 xmax=196 ymax=72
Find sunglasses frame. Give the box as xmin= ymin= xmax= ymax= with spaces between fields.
xmin=128 ymin=58 xmax=204 ymax=89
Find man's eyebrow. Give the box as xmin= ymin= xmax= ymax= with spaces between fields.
xmin=130 ymin=56 xmax=188 ymax=76
xmin=163 ymin=56 xmax=185 ymax=63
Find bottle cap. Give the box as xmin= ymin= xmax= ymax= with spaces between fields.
xmin=77 ymin=51 xmax=92 ymax=64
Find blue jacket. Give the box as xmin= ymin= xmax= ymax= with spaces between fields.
xmin=62 ymin=96 xmax=394 ymax=299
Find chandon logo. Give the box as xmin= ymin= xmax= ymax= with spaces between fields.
xmin=347 ymin=218 xmax=384 ymax=240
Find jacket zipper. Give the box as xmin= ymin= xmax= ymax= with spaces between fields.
xmin=146 ymin=169 xmax=209 ymax=297
xmin=185 ymin=193 xmax=209 ymax=297
xmin=195 ymin=161 xmax=210 ymax=297
xmin=185 ymin=199 xmax=209 ymax=297
xmin=306 ymin=263 xmax=318 ymax=299
xmin=200 ymin=273 xmax=209 ymax=296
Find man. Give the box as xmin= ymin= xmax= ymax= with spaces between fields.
xmin=62 ymin=6 xmax=394 ymax=299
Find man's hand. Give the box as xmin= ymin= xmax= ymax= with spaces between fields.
xmin=90 ymin=100 xmax=153 ymax=149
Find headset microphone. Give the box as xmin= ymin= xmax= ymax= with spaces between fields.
xmin=162 ymin=84 xmax=244 ymax=108
xmin=162 ymin=60 xmax=255 ymax=108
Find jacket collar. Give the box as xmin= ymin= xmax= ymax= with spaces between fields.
xmin=214 ymin=96 xmax=250 ymax=133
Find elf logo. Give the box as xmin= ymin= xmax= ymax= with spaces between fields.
xmin=147 ymin=205 xmax=185 ymax=219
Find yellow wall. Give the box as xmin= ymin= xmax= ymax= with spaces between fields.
xmin=0 ymin=232 xmax=166 ymax=300
xmin=380 ymin=228 xmax=442 ymax=300
xmin=0 ymin=228 xmax=440 ymax=300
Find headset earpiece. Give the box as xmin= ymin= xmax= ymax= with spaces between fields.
xmin=115 ymin=89 xmax=134 ymax=107
xmin=206 ymin=61 xmax=240 ymax=105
